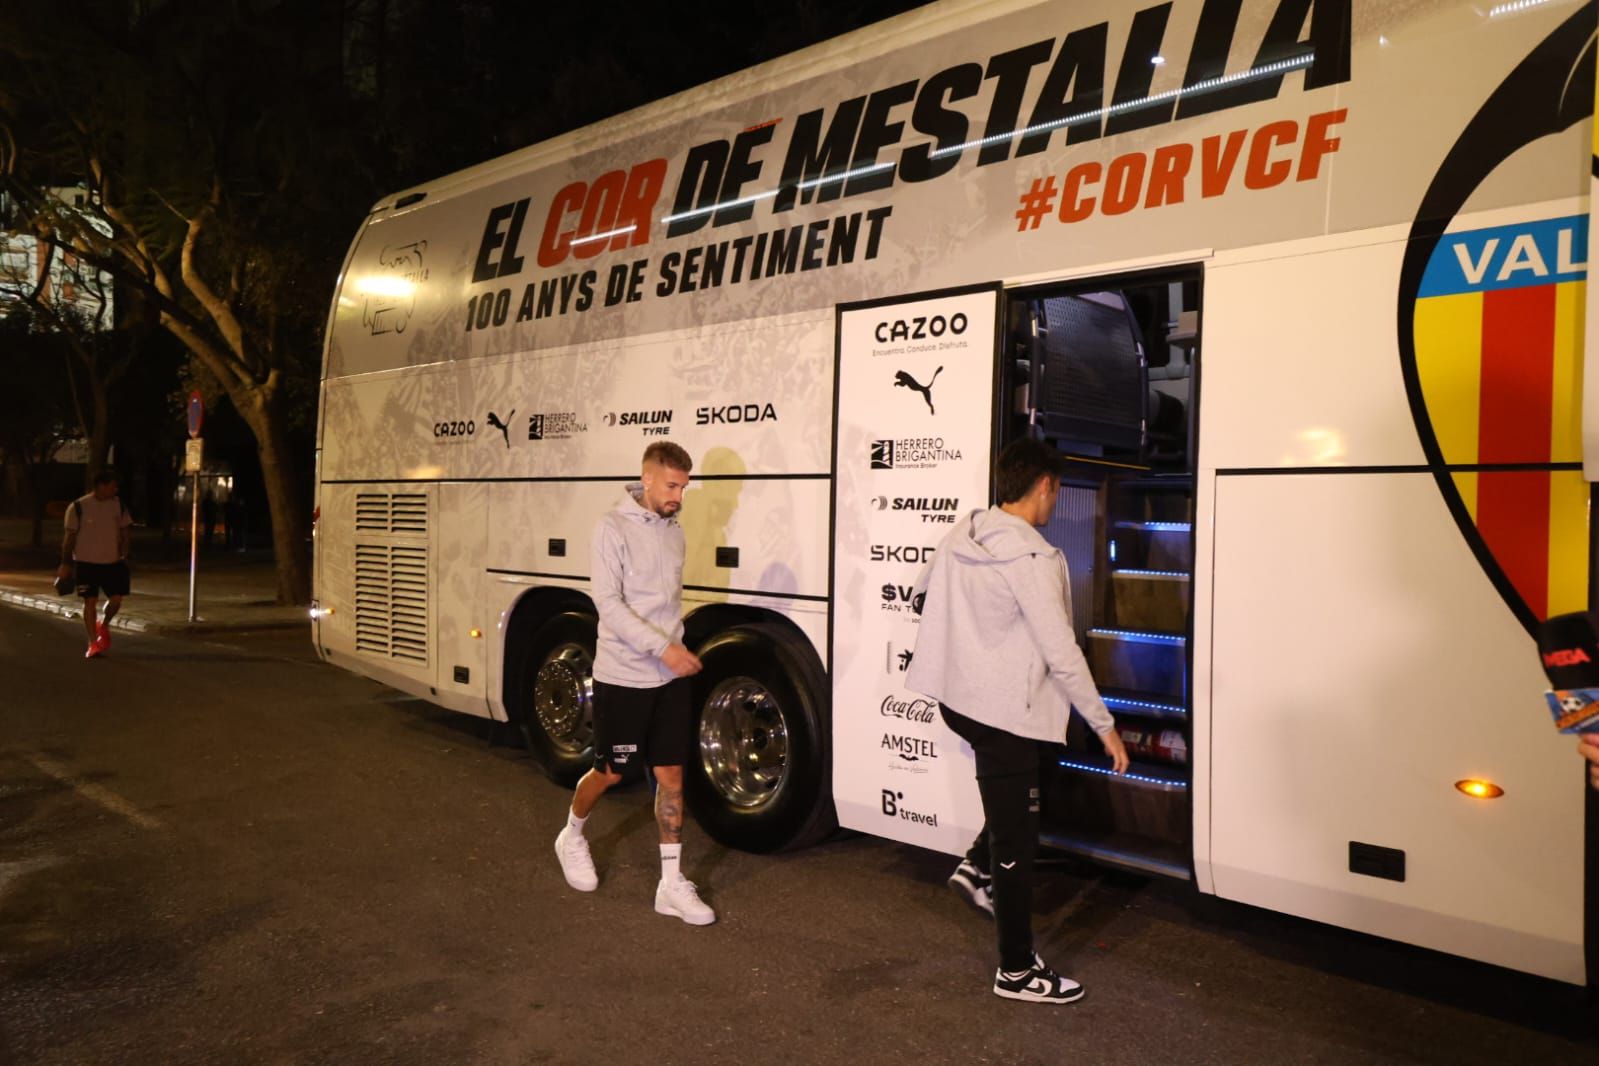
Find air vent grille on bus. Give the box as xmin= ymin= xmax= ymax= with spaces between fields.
xmin=354 ymin=543 xmax=429 ymax=665
xmin=355 ymin=491 xmax=429 ymax=535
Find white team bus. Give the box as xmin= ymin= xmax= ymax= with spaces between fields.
xmin=314 ymin=0 xmax=1597 ymax=983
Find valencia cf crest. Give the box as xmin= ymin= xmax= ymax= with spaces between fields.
xmin=1398 ymin=5 xmax=1596 ymax=634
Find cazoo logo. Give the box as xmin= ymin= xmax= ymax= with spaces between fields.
xmin=874 ymin=313 xmax=967 ymax=343
xmin=432 ymin=417 xmax=476 ymax=443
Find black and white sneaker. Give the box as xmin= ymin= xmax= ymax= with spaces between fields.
xmin=948 ymin=859 xmax=994 ymax=917
xmin=993 ymin=957 xmax=1085 ymax=1004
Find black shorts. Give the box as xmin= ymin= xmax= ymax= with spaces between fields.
xmin=592 ymin=678 xmax=692 ymax=772
xmin=940 ymin=703 xmax=1040 ymax=779
xmin=74 ymin=561 xmax=130 ymax=599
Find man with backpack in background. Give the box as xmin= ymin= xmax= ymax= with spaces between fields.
xmin=56 ymin=468 xmax=133 ymax=659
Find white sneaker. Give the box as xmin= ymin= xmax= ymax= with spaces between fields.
xmin=554 ymin=826 xmax=598 ymax=892
xmin=654 ymin=875 xmax=716 ymax=926
xmin=993 ymin=956 xmax=1084 ymax=1004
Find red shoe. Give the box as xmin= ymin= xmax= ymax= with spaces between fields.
xmin=95 ymin=621 xmax=111 ymax=650
xmin=85 ymin=641 xmax=103 ymax=659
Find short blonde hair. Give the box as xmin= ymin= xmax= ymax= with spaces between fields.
xmin=643 ymin=441 xmax=692 ymax=473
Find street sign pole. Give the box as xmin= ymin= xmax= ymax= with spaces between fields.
xmin=188 ymin=468 xmax=200 ymax=621
xmin=186 ymin=392 xmax=204 ymax=623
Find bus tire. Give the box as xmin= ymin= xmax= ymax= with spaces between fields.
xmin=687 ymin=623 xmax=835 ymax=853
xmin=513 ymin=611 xmax=599 ymax=788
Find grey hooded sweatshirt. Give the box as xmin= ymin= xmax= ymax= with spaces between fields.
xmin=591 ymin=483 xmax=685 ymax=687
xmin=905 ymin=507 xmax=1115 ymax=744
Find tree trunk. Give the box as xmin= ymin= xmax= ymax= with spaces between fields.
xmin=237 ymin=389 xmax=310 ymax=605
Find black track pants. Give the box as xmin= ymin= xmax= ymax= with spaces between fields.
xmin=976 ymin=772 xmax=1040 ymax=972
xmin=940 ymin=703 xmax=1042 ymax=973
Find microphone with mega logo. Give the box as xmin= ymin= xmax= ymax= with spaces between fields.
xmin=1538 ymin=611 xmax=1599 ymax=734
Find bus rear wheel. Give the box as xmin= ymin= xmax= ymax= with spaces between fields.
xmin=515 ymin=611 xmax=598 ymax=788
xmin=687 ymin=623 xmax=834 ymax=853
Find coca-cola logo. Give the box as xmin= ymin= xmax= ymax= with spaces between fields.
xmin=880 ymin=695 xmax=936 ymax=722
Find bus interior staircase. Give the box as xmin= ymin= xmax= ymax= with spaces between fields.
xmin=1040 ymin=476 xmax=1193 ymax=880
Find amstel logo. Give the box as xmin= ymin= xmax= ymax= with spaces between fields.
xmin=1398 ymin=5 xmax=1594 ymax=633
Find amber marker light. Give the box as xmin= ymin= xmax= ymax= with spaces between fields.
xmin=469 ymin=628 xmax=483 ymax=639
xmin=1455 ymin=779 xmax=1504 ymax=799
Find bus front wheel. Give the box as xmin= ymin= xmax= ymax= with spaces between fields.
xmin=688 ymin=623 xmax=835 ymax=853
xmin=515 ymin=611 xmax=598 ymax=788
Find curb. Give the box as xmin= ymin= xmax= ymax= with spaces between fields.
xmin=0 ymin=589 xmax=150 ymax=632
xmin=0 ymin=589 xmax=307 ymax=636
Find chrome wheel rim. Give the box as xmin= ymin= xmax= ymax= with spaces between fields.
xmin=534 ymin=642 xmax=593 ymax=755
xmin=699 ymin=676 xmax=788 ymax=810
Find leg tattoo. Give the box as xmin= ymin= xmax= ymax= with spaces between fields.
xmin=655 ymin=783 xmax=684 ymax=844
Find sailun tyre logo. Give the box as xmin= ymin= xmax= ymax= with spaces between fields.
xmin=870 ymin=496 xmax=960 ymax=523
xmin=1396 ymin=6 xmax=1594 ymax=634
xmin=605 ymin=410 xmax=673 ymax=436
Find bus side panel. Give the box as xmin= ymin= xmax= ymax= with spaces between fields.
xmin=1199 ymin=240 xmax=1585 ymax=982
xmin=484 ymin=480 xmax=830 ymax=605
xmin=435 ymin=480 xmax=491 ymax=716
xmin=1209 ymin=472 xmax=1583 ymax=982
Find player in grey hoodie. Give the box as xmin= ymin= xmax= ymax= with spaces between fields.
xmin=553 ymin=442 xmax=715 ymax=925
xmin=907 ymin=437 xmax=1128 ymax=1003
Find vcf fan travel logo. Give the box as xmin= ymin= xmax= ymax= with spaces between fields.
xmin=1398 ymin=7 xmax=1594 ymax=633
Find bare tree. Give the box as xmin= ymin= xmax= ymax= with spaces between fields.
xmin=0 ymin=3 xmax=358 ymax=604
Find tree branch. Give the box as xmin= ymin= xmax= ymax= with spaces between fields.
xmin=180 ymin=204 xmax=264 ymax=382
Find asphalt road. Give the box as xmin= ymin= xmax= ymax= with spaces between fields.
xmin=1 ymin=606 xmax=1595 ymax=1065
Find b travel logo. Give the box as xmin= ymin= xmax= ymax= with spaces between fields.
xmin=604 ymin=409 xmax=674 ymax=437
xmin=885 ymin=641 xmax=915 ymax=675
xmin=870 ymin=437 xmax=962 ymax=471
xmin=880 ymin=788 xmax=938 ymax=827
xmin=528 ymin=412 xmax=587 ymax=441
xmin=1396 ymin=5 xmax=1592 ymax=633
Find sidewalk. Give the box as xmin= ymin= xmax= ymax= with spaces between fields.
xmin=0 ymin=517 xmax=308 ymax=636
